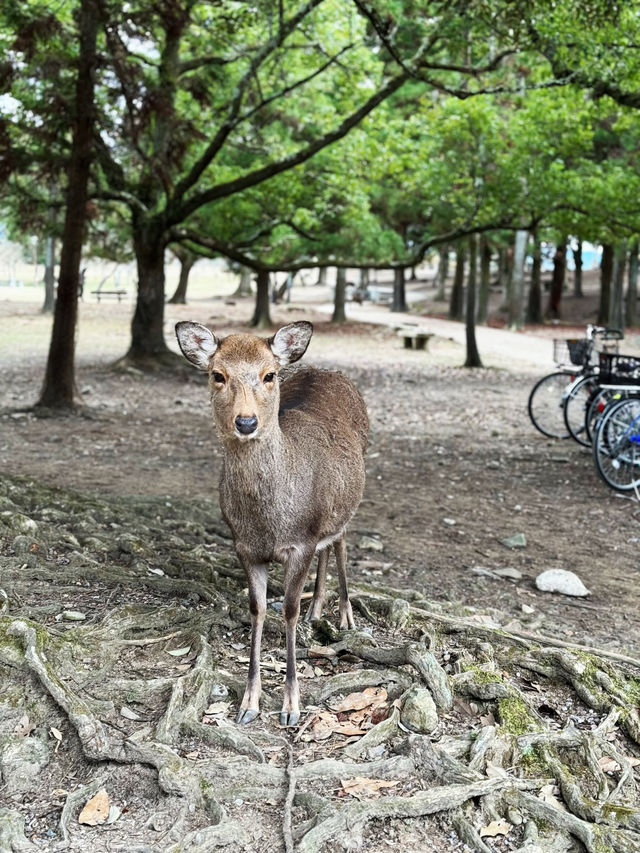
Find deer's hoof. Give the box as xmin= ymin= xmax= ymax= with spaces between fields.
xmin=279 ymin=710 xmax=300 ymax=727
xmin=236 ymin=708 xmax=259 ymax=725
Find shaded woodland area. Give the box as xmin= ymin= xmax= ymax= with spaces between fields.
xmin=3 ymin=2 xmax=640 ymax=851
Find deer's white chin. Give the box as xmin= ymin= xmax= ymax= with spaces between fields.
xmin=233 ymin=429 xmax=260 ymax=441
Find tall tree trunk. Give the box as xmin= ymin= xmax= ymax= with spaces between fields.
xmin=626 ymin=242 xmax=639 ymax=328
xmin=435 ymin=245 xmax=449 ymax=301
xmin=508 ymin=230 xmax=528 ymax=330
xmin=598 ymin=243 xmax=614 ymax=326
xmin=332 ymin=267 xmax=347 ymax=323
xmin=233 ymin=267 xmax=253 ymax=297
xmin=315 ymin=266 xmax=327 ymax=286
xmin=391 ymin=266 xmax=407 ymax=312
xmin=573 ymin=239 xmax=583 ymax=297
xmin=38 ymin=0 xmax=98 ymax=408
xmin=168 ymin=249 xmax=197 ymax=304
xmin=251 ymin=269 xmax=272 ymax=329
xmin=359 ymin=268 xmax=370 ymax=288
xmin=527 ymin=229 xmax=543 ymax=324
xmin=42 ymin=236 xmax=56 ymax=314
xmin=547 ymin=239 xmax=566 ymax=320
xmin=464 ymin=234 xmax=482 ymax=368
xmin=498 ymin=242 xmax=514 ymax=309
xmin=449 ymin=245 xmax=465 ymax=321
xmin=126 ymin=223 xmax=172 ymax=362
xmin=477 ymin=237 xmax=491 ymax=325
xmin=610 ymin=242 xmax=626 ymax=332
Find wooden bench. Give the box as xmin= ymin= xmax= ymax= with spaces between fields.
xmin=395 ymin=326 xmax=434 ymax=351
xmin=92 ymin=289 xmax=127 ymax=303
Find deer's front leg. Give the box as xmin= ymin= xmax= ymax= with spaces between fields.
xmin=236 ymin=561 xmax=268 ymax=725
xmin=281 ymin=551 xmax=314 ymax=726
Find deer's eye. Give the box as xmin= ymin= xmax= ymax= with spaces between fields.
xmin=263 ymin=372 xmax=275 ymax=383
xmin=212 ymin=371 xmax=225 ymax=384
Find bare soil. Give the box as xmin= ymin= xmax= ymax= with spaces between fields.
xmin=1 ymin=283 xmax=640 ymax=852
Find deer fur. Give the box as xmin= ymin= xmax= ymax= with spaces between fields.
xmin=175 ymin=320 xmax=368 ymax=725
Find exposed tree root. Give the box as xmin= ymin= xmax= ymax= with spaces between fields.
xmin=0 ymin=808 xmax=38 ymax=853
xmin=5 ymin=477 xmax=640 ymax=851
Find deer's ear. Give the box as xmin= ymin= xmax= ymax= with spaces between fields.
xmin=269 ymin=321 xmax=313 ymax=366
xmin=175 ymin=322 xmax=219 ymax=370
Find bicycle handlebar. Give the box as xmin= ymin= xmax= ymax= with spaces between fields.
xmin=586 ymin=324 xmax=624 ymax=341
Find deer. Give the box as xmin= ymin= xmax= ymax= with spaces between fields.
xmin=175 ymin=320 xmax=369 ymax=726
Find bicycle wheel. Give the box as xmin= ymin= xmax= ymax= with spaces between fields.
xmin=527 ymin=371 xmax=573 ymax=439
xmin=586 ymin=388 xmax=625 ymax=446
xmin=563 ymin=374 xmax=599 ymax=446
xmin=593 ymin=397 xmax=640 ymax=491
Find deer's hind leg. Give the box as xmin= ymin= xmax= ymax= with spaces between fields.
xmin=334 ymin=535 xmax=355 ymax=630
xmin=304 ymin=548 xmax=328 ymax=622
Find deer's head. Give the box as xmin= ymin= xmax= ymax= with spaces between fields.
xmin=176 ymin=321 xmax=313 ymax=442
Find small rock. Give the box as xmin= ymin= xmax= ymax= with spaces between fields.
xmin=1 ymin=512 xmax=38 ymax=535
xmin=358 ymin=535 xmax=384 ymax=552
xmin=521 ymin=604 xmax=535 ymax=615
xmin=535 ymin=569 xmax=591 ymax=597
xmin=59 ymin=611 xmax=86 ymax=622
xmin=500 ymin=533 xmax=526 ymax=549
xmin=400 ymin=687 xmax=438 ymax=734
xmin=443 ymin=518 xmax=456 ymax=526
xmin=493 ymin=567 xmax=523 ymax=580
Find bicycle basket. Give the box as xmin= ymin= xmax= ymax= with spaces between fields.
xmin=598 ymin=352 xmax=640 ymax=384
xmin=554 ymin=338 xmax=590 ymax=366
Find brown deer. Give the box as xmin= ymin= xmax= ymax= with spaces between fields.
xmin=175 ymin=320 xmax=368 ymax=726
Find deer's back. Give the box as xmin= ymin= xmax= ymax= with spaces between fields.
xmin=278 ymin=367 xmax=369 ymax=455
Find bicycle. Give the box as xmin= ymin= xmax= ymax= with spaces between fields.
xmin=591 ymin=353 xmax=640 ymax=492
xmin=527 ymin=325 xmax=622 ymax=440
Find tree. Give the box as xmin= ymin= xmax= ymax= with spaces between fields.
xmin=464 ymin=234 xmax=483 ymax=367
xmin=38 ymin=0 xmax=99 ymax=409
xmin=167 ymin=246 xmax=198 ymax=305
xmin=332 ymin=268 xmax=347 ymax=323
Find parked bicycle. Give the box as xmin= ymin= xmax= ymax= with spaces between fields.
xmin=591 ymin=352 xmax=640 ymax=492
xmin=527 ymin=325 xmax=622 ymax=441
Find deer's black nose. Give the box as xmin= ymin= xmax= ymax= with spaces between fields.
xmin=235 ymin=415 xmax=258 ymax=435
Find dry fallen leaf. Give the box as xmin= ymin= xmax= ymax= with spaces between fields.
xmin=332 ymin=687 xmax=387 ymax=713
xmin=308 ymin=645 xmax=337 ymax=659
xmin=538 ymin=783 xmax=567 ymax=811
xmin=167 ymin=646 xmax=191 ymax=657
xmin=14 ymin=715 xmax=36 ymax=738
xmin=628 ymin=757 xmax=640 ymax=767
xmin=78 ymin=789 xmax=110 ymax=826
xmin=203 ymin=702 xmax=231 ymax=717
xmin=599 ymin=756 xmax=621 ymax=774
xmin=340 ymin=777 xmax=399 ymax=799
xmin=479 ymin=819 xmax=511 ymax=838
xmin=50 ymin=727 xmax=63 ymax=753
xmin=120 ymin=706 xmax=142 ymax=721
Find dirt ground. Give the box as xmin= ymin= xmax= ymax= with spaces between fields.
xmin=2 ymin=279 xmax=640 ymax=852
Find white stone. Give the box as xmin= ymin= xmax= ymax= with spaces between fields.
xmin=535 ymin=569 xmax=591 ymax=597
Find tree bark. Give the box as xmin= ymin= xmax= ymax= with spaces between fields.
xmin=626 ymin=242 xmax=638 ymax=328
xmin=42 ymin=237 xmax=56 ymax=314
xmin=233 ymin=267 xmax=253 ymax=297
xmin=332 ymin=267 xmax=347 ymax=323
xmin=464 ymin=235 xmax=482 ymax=368
xmin=547 ymin=239 xmax=566 ymax=320
xmin=610 ymin=242 xmax=626 ymax=332
xmin=251 ymin=269 xmax=272 ymax=329
xmin=315 ymin=266 xmax=327 ymax=287
xmin=527 ymin=229 xmax=543 ymax=324
xmin=435 ymin=246 xmax=449 ymax=301
xmin=598 ymin=244 xmax=614 ymax=326
xmin=168 ymin=249 xmax=197 ymax=304
xmin=37 ymin=0 xmax=98 ymax=408
xmin=508 ymin=230 xmax=528 ymax=330
xmin=125 ymin=222 xmax=172 ymax=362
xmin=477 ymin=237 xmax=491 ymax=325
xmin=391 ymin=267 xmax=408 ymax=313
xmin=572 ymin=239 xmax=583 ymax=298
xmin=448 ymin=245 xmax=465 ymax=321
